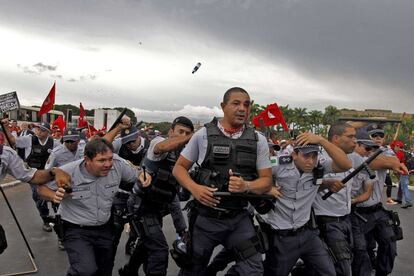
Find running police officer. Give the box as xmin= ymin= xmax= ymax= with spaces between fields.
xmin=351 ymin=127 xmax=407 ymax=276
xmin=120 ymin=116 xmax=192 ymax=276
xmin=261 ymin=131 xmax=352 ymax=276
xmin=311 ymin=122 xmax=370 ymax=276
xmin=173 ymin=87 xmax=273 ymax=276
xmin=37 ymin=138 xmax=151 ymax=276
xmin=1 ymin=119 xmax=61 ymax=231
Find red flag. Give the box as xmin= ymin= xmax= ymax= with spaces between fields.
xmin=52 ymin=115 xmax=66 ymax=132
xmin=252 ymin=103 xmax=289 ymax=131
xmin=39 ymin=82 xmax=56 ymax=117
xmin=78 ymin=102 xmax=86 ymax=128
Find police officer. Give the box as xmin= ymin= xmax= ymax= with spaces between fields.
xmin=173 ymin=87 xmax=273 ymax=275
xmin=45 ymin=128 xmax=84 ymax=169
xmin=351 ymin=127 xmax=407 ymax=276
xmin=120 ymin=116 xmax=192 ymax=276
xmin=37 ymin=138 xmax=151 ymax=276
xmin=309 ymin=122 xmax=371 ymax=276
xmin=261 ymin=131 xmax=352 ymax=276
xmin=104 ymin=120 xmax=151 ymax=256
xmin=1 ymin=119 xmax=61 ymax=231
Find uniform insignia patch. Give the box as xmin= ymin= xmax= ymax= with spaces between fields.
xmin=278 ymin=155 xmax=293 ymax=164
xmin=213 ymin=145 xmax=230 ymax=154
xmin=125 ymin=129 xmax=130 ymax=134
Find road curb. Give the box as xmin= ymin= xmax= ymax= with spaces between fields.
xmin=0 ymin=180 xmax=22 ymax=188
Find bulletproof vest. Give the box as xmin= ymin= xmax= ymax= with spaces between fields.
xmin=26 ymin=136 xmax=54 ymax=169
xmin=118 ymin=139 xmax=149 ymax=166
xmin=140 ymin=147 xmax=181 ymax=209
xmin=200 ymin=119 xmax=258 ymax=210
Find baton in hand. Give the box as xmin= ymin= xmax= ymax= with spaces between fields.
xmin=322 ymin=148 xmax=383 ymax=200
xmin=108 ymin=108 xmax=128 ymax=132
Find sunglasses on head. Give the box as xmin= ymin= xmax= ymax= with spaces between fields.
xmin=371 ymin=133 xmax=384 ymax=138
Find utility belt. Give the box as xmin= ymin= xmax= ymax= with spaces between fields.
xmin=355 ymin=202 xmax=383 ymax=214
xmin=271 ymin=221 xmax=312 ymax=237
xmin=197 ymin=205 xmax=243 ymax=220
xmin=316 ymin=214 xmax=349 ymax=224
xmin=62 ymin=220 xmax=110 ymax=231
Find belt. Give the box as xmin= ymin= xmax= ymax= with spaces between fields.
xmin=272 ymin=223 xmax=309 ymax=236
xmin=197 ymin=207 xmax=242 ymax=220
xmin=62 ymin=220 xmax=109 ymax=230
xmin=356 ymin=203 xmax=383 ymax=214
xmin=316 ymin=215 xmax=349 ymax=224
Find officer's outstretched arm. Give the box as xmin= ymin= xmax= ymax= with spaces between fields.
xmin=173 ymin=155 xmax=219 ymax=208
xmin=369 ymin=155 xmax=408 ymax=175
xmin=30 ymin=168 xmax=71 ymax=188
xmin=154 ymin=134 xmax=193 ymax=155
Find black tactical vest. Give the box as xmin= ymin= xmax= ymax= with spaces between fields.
xmin=26 ymin=136 xmax=54 ymax=169
xmin=118 ymin=139 xmax=149 ymax=166
xmin=199 ymin=118 xmax=258 ymax=210
xmin=140 ymin=147 xmax=181 ymax=209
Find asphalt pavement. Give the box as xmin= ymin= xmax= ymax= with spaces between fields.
xmin=0 ymin=183 xmax=413 ymax=275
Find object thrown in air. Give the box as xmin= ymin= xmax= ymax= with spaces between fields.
xmin=192 ymin=62 xmax=202 ymax=74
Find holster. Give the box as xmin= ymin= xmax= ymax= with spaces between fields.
xmin=385 ymin=210 xmax=404 ymax=241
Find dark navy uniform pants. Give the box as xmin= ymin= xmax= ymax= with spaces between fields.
xmin=351 ymin=208 xmax=396 ymax=276
xmin=63 ymin=223 xmax=114 ymax=276
xmin=180 ymin=211 xmax=263 ymax=276
xmin=264 ymin=228 xmax=336 ymax=276
xmin=317 ymin=216 xmax=353 ymax=276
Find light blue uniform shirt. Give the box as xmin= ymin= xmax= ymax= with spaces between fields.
xmin=0 ymin=145 xmax=36 ymax=182
xmin=45 ymin=143 xmax=84 ymax=169
xmin=263 ymin=157 xmax=333 ymax=230
xmin=313 ymin=151 xmax=367 ymax=216
xmin=46 ymin=154 xmax=139 ymax=226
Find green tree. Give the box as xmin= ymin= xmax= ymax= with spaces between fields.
xmin=308 ymin=110 xmax=324 ymax=134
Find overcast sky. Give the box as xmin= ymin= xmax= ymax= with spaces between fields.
xmin=0 ymin=0 xmax=413 ymax=122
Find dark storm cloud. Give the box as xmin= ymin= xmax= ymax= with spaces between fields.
xmin=2 ymin=0 xmax=414 ymax=112
xmin=146 ymin=0 xmax=414 ymax=98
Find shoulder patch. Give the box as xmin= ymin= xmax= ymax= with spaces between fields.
xmin=278 ymin=155 xmax=293 ymax=165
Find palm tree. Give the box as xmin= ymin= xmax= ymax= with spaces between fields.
xmin=308 ymin=110 xmax=323 ymax=133
xmin=322 ymin=105 xmax=340 ymax=125
xmin=292 ymin=107 xmax=308 ymax=131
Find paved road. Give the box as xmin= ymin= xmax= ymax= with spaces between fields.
xmin=1 ymin=183 xmax=413 ymax=275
